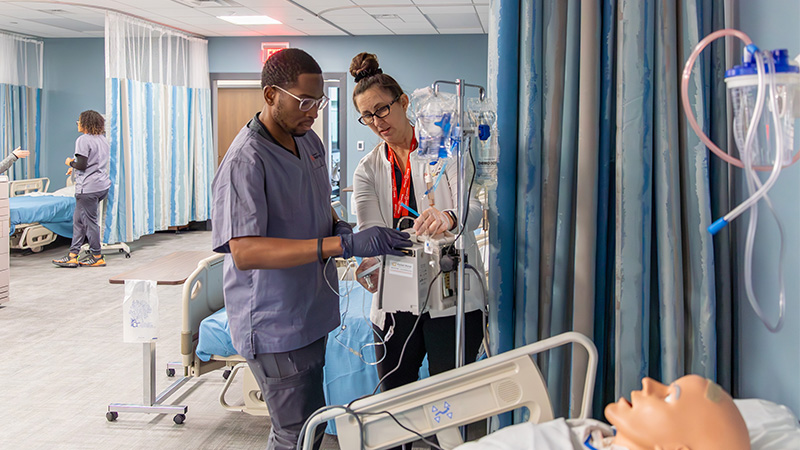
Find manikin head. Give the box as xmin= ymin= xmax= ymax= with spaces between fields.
xmin=605 ymin=375 xmax=750 ymax=450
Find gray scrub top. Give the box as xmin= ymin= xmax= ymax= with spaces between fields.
xmin=74 ymin=134 xmax=111 ymax=194
xmin=211 ymin=114 xmax=339 ymax=357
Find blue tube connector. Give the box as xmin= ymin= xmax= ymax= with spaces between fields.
xmin=708 ymin=217 xmax=729 ymax=235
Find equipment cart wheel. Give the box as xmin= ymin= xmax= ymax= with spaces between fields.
xmin=31 ymin=246 xmax=43 ymax=253
xmin=166 ymin=368 xmax=175 ymax=377
xmin=222 ymin=369 xmax=231 ymax=380
xmin=106 ymin=411 xmax=118 ymax=422
xmin=173 ymin=414 xmax=185 ymax=425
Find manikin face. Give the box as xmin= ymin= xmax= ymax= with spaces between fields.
xmin=605 ymin=375 xmax=750 ymax=450
xmin=354 ymin=86 xmax=411 ymax=146
xmin=266 ymin=72 xmax=324 ymax=137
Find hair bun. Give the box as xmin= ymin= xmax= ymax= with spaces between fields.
xmin=349 ymin=52 xmax=381 ymax=82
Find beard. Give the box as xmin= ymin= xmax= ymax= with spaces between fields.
xmin=274 ymin=101 xmax=310 ymax=137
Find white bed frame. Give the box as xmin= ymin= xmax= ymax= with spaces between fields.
xmin=176 ymin=253 xmax=268 ymax=416
xmin=8 ymin=177 xmax=57 ymax=252
xmin=7 ymin=176 xmax=132 ymax=257
xmin=301 ymin=332 xmax=598 ymax=450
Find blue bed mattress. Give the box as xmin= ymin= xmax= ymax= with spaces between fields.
xmin=9 ymin=195 xmax=75 ymax=237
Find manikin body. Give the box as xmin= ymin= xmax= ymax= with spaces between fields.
xmin=458 ymin=375 xmax=750 ymax=450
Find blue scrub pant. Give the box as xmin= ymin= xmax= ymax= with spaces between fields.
xmin=69 ymin=188 xmax=108 ymax=255
xmin=247 ymin=337 xmax=327 ymax=450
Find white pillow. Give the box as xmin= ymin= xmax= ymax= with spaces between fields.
xmin=735 ymin=399 xmax=800 ymax=450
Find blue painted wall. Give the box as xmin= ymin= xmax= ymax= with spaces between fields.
xmin=41 ymin=38 xmax=105 ymax=189
xmin=736 ymin=0 xmax=800 ymax=416
xmin=37 ymin=34 xmax=487 ymax=213
xmin=207 ymin=35 xmax=488 ymax=219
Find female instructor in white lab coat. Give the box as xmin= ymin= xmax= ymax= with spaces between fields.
xmin=351 ymin=52 xmax=486 ymax=426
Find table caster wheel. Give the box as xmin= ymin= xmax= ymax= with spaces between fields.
xmin=166 ymin=368 xmax=175 ymax=377
xmin=106 ymin=411 xmax=118 ymax=422
xmin=222 ymin=369 xmax=231 ymax=380
xmin=173 ymin=414 xmax=185 ymax=425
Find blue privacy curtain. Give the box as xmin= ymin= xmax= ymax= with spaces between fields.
xmin=488 ymin=0 xmax=734 ymax=420
xmin=104 ymin=12 xmax=214 ymax=243
xmin=0 ymin=31 xmax=43 ymax=180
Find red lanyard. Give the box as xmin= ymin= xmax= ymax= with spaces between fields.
xmin=387 ymin=137 xmax=417 ymax=219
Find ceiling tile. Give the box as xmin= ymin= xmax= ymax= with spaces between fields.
xmin=426 ymin=12 xmax=480 ymax=29
xmin=412 ymin=0 xmax=471 ymax=4
xmin=319 ymin=8 xmax=373 ymax=20
xmin=0 ymin=0 xmax=487 ymax=37
xmin=351 ymin=0 xmax=413 ymax=4
xmin=31 ymin=17 xmax=104 ymax=32
xmin=418 ymin=6 xmax=476 ymax=14
xmin=437 ymin=27 xmax=484 ymax=34
xmin=292 ymin=0 xmax=355 ymax=13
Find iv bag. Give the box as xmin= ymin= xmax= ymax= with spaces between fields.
xmin=467 ymin=98 xmax=499 ymax=186
xmin=409 ymin=87 xmax=457 ymax=161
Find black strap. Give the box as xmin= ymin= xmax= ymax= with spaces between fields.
xmin=354 ymin=68 xmax=383 ymax=83
xmin=317 ymin=237 xmax=324 ymax=264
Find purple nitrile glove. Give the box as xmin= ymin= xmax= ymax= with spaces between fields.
xmin=340 ymin=227 xmax=411 ymax=259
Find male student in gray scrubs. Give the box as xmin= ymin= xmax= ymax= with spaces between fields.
xmin=211 ymin=48 xmax=411 ymax=450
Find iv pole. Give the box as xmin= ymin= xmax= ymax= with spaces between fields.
xmin=432 ymin=79 xmax=486 ymax=368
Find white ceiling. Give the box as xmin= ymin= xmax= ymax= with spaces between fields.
xmin=0 ymin=0 xmax=489 ymax=38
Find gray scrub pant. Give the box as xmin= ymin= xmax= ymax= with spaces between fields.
xmin=247 ymin=337 xmax=327 ymax=450
xmin=69 ymin=188 xmax=108 ymax=255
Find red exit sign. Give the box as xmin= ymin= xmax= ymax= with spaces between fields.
xmin=261 ymin=42 xmax=290 ymax=64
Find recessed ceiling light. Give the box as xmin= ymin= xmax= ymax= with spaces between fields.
xmin=217 ymin=15 xmax=281 ymax=25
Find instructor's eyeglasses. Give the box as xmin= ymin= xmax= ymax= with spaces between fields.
xmin=358 ymin=96 xmax=400 ymax=125
xmin=271 ymin=85 xmax=329 ymax=112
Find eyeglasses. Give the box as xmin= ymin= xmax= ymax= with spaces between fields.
xmin=358 ymin=96 xmax=400 ymax=126
xmin=271 ymin=85 xmax=329 ymax=112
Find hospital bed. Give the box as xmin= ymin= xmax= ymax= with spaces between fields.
xmin=179 ymin=253 xmax=387 ymax=426
xmin=177 ymin=253 xmax=267 ymax=416
xmin=7 ymin=177 xmax=131 ymax=257
xmin=8 ymin=177 xmax=66 ymax=252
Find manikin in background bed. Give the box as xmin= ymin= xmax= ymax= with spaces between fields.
xmin=458 ymin=375 xmax=750 ymax=450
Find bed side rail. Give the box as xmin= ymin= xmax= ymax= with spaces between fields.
xmin=9 ymin=177 xmax=49 ymax=196
xmin=180 ymin=253 xmax=225 ymax=375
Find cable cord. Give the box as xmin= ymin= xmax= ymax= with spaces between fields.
xmin=466 ymin=263 xmax=491 ymax=358
xmin=448 ymin=142 xmax=478 ymax=253
xmin=359 ymin=410 xmax=446 ymax=450
xmin=324 ymin=256 xmax=388 ymax=365
xmin=371 ymin=270 xmax=443 ymax=396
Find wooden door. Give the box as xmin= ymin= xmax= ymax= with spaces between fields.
xmin=217 ymin=87 xmax=264 ymax=164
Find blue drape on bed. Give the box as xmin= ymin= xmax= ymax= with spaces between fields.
xmin=488 ymin=0 xmax=733 ymax=421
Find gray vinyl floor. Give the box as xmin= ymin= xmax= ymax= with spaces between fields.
xmin=0 ymin=229 xmax=346 ymax=450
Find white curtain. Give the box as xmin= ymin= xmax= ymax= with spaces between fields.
xmin=104 ymin=12 xmax=213 ymax=243
xmin=0 ymin=31 xmax=43 ymax=180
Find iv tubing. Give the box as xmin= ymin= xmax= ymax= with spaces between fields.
xmin=740 ymin=51 xmax=786 ymax=332
xmin=719 ymin=51 xmax=784 ymax=227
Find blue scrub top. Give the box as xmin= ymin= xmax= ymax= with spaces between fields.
xmin=211 ymin=114 xmax=339 ymax=357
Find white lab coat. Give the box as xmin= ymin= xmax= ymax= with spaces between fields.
xmin=353 ymin=140 xmax=486 ymax=328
